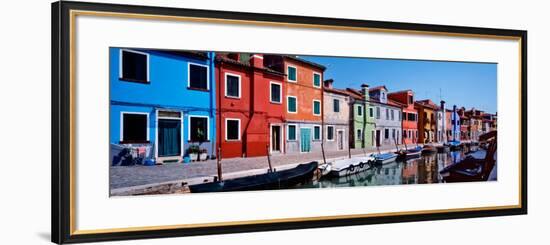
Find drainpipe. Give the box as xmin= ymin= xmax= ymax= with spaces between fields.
xmin=210 ymin=52 xmax=216 ymax=158
xmin=217 ymin=60 xmax=223 ymax=159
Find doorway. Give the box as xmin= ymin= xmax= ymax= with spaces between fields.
xmin=376 ymin=129 xmax=381 ymax=147
xmin=337 ymin=130 xmax=344 ymax=150
xmin=300 ymin=128 xmax=311 ymax=153
xmin=270 ymin=125 xmax=282 ymax=153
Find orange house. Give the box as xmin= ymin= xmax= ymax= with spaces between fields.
xmin=264 ymin=55 xmax=326 ymax=154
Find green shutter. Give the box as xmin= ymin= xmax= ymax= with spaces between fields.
xmin=314 ymin=126 xmax=320 ymax=140
xmin=288 ymin=67 xmax=297 ymax=81
xmin=314 ymin=101 xmax=320 ymax=115
xmin=313 ymin=73 xmax=321 ymax=87
xmin=288 ymin=125 xmax=296 ymax=140
xmin=288 ymin=97 xmax=297 ymax=112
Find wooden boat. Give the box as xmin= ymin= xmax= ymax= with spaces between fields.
xmin=189 ymin=161 xmax=318 ymax=193
xmin=447 ymin=140 xmax=462 ymax=151
xmin=373 ymin=152 xmax=398 ymax=164
xmin=421 ymin=144 xmax=437 ymax=154
xmin=439 ymin=131 xmax=497 ymax=182
xmin=436 ymin=145 xmax=450 ymax=153
xmin=396 ymin=146 xmax=422 ymax=161
xmin=327 ymin=156 xmax=375 ymax=177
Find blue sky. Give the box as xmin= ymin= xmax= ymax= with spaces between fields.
xmin=300 ymin=56 xmax=497 ymax=113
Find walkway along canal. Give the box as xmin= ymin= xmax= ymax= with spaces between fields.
xmin=110 ymin=142 xmax=494 ymax=195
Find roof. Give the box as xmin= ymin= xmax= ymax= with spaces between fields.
xmin=283 ymin=55 xmax=326 ymax=71
xmin=324 ymin=87 xmax=350 ymax=97
xmin=387 ymin=89 xmax=412 ymax=95
xmin=414 ymin=99 xmax=439 ymax=110
xmin=216 ymin=55 xmax=286 ymax=76
xmin=345 ymin=88 xmax=364 ymax=100
xmin=369 ymin=85 xmax=388 ymax=92
xmin=388 ymin=99 xmax=405 ymax=108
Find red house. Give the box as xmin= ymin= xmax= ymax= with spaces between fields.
xmin=388 ymin=90 xmax=418 ymax=145
xmin=215 ymin=53 xmax=286 ymax=158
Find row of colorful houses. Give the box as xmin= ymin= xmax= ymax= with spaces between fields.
xmin=109 ymin=48 xmax=497 ymax=163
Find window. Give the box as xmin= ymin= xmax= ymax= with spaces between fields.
xmin=120 ymin=50 xmax=148 ymax=82
xmin=376 ymin=107 xmax=380 ymax=119
xmin=384 ymin=129 xmax=389 ymax=139
xmin=225 ymin=73 xmax=241 ymax=98
xmin=313 ymin=126 xmax=321 ymax=140
xmin=408 ymin=95 xmax=413 ymax=104
xmin=327 ymin=126 xmax=334 ymax=141
xmin=313 ymin=73 xmax=321 ymax=87
xmin=408 ymin=113 xmax=416 ymax=121
xmin=386 ymin=108 xmax=390 ymax=120
xmin=357 ymin=105 xmax=363 ymax=116
xmin=270 ymin=82 xmax=282 ymax=103
xmin=369 ymin=108 xmax=374 ymax=117
xmin=391 ymin=110 xmax=394 ymax=120
xmin=313 ymin=100 xmax=321 ymax=116
xmin=402 ymin=112 xmax=407 ymax=121
xmin=356 ymin=129 xmax=363 ymax=141
xmin=287 ymin=96 xmax=297 ymax=113
xmin=189 ymin=116 xmax=208 ymax=142
xmin=409 ymin=130 xmax=412 ymax=139
xmin=333 ymin=99 xmax=340 ymax=112
xmin=403 ymin=130 xmax=407 ymax=138
xmin=225 ymin=119 xmax=240 ymax=141
xmin=392 ymin=129 xmax=395 ymax=139
xmin=287 ymin=66 xmax=297 ymax=82
xmin=121 ymin=113 xmax=148 ymax=143
xmin=188 ymin=63 xmax=208 ymax=90
xmin=287 ymin=125 xmax=297 ymax=141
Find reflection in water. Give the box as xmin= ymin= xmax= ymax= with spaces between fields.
xmin=303 ymin=150 xmax=480 ymax=189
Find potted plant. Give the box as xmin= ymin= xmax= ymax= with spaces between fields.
xmin=199 ymin=148 xmax=208 ymax=161
xmin=187 ymin=145 xmax=200 ymax=161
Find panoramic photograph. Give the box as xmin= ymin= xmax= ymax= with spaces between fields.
xmin=109 ymin=48 xmax=498 ymax=196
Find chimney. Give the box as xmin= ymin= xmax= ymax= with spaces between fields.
xmin=323 ymin=79 xmax=334 ymax=88
xmin=249 ymin=54 xmax=264 ymax=69
xmin=440 ymin=100 xmax=446 ymax=111
xmin=361 ymin=84 xmax=369 ymax=100
xmin=227 ymin=53 xmax=240 ymax=61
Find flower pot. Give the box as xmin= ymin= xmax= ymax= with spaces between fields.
xmin=189 ymin=153 xmax=198 ymax=162
xmin=200 ymin=153 xmax=208 ymax=161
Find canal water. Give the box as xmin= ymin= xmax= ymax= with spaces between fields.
xmin=304 ymin=150 xmax=483 ymax=189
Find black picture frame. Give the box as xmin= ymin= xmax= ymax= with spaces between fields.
xmin=52 ymin=1 xmax=527 ymax=244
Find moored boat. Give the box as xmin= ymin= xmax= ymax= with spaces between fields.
xmin=189 ymin=161 xmax=318 ymax=193
xmin=373 ymin=152 xmax=398 ymax=164
xmin=396 ymin=146 xmax=422 ymax=161
xmin=436 ymin=145 xmax=450 ymax=153
xmin=447 ymin=140 xmax=462 ymax=151
xmin=421 ymin=144 xmax=437 ymax=154
xmin=440 ymin=131 xmax=497 ymax=182
xmin=327 ymin=156 xmax=375 ymax=177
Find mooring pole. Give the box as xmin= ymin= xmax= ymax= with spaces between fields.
xmin=266 ymin=144 xmax=273 ymax=172
xmin=321 ymin=142 xmax=327 ymax=165
xmin=348 ymin=145 xmax=352 ymax=158
xmin=216 ymin=147 xmax=222 ymax=182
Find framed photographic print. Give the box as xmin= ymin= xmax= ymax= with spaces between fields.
xmin=52 ymin=1 xmax=527 ymax=244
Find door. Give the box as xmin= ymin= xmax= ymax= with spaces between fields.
xmin=300 ymin=128 xmax=311 ymax=153
xmin=271 ymin=125 xmax=281 ymax=153
xmin=158 ymin=119 xmax=181 ymax=157
xmin=337 ymin=130 xmax=344 ymax=150
xmin=376 ymin=130 xmax=381 ymax=147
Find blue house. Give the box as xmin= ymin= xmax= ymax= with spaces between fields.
xmin=109 ymin=48 xmax=216 ymax=163
xmin=449 ymin=105 xmax=461 ymax=142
